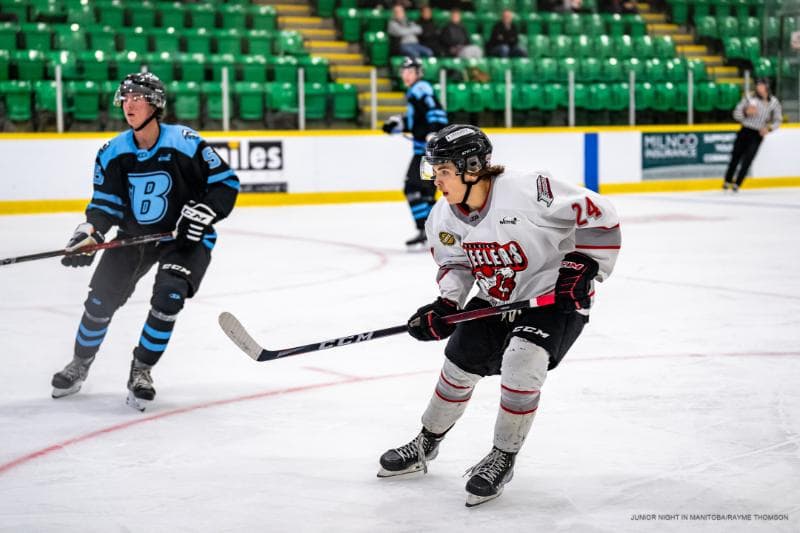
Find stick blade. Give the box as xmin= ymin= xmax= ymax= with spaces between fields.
xmin=218 ymin=312 xmax=264 ymax=361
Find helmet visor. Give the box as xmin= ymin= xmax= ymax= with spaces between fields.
xmin=419 ymin=156 xmax=453 ymax=180
xmin=113 ymin=83 xmax=163 ymax=108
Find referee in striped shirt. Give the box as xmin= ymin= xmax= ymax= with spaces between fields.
xmin=723 ymin=78 xmax=782 ymax=192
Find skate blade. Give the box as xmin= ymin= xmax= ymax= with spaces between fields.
xmin=126 ymin=391 xmax=152 ymax=412
xmin=52 ymin=383 xmax=82 ymax=399
xmin=376 ymin=464 xmax=426 ymax=478
xmin=465 ymin=486 xmax=504 ymax=508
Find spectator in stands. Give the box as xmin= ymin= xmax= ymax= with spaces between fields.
xmin=602 ymin=0 xmax=638 ymax=14
xmin=556 ymin=0 xmax=592 ymax=13
xmin=440 ymin=9 xmax=484 ymax=59
xmin=388 ymin=4 xmax=434 ymax=58
xmin=722 ymin=78 xmax=782 ymax=192
xmin=419 ymin=5 xmax=443 ymax=56
xmin=487 ymin=9 xmax=527 ymax=58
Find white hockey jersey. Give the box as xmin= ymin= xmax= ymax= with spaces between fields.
xmin=425 ymin=169 xmax=621 ymax=308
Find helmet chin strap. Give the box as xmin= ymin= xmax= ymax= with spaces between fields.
xmin=459 ymin=171 xmax=476 ymax=210
xmin=133 ymin=110 xmax=159 ymax=132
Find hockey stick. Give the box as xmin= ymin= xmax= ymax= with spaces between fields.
xmin=218 ymin=293 xmax=555 ymax=362
xmin=0 ymin=232 xmax=175 ymax=267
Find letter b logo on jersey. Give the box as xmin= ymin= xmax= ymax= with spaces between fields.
xmin=128 ymin=172 xmax=173 ymax=224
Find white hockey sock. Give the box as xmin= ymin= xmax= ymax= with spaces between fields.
xmin=494 ymin=337 xmax=549 ymax=452
xmin=421 ymin=359 xmax=482 ymax=435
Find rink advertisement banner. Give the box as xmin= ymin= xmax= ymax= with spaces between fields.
xmin=641 ymin=131 xmax=736 ymax=179
xmin=206 ymin=139 xmax=288 ymax=193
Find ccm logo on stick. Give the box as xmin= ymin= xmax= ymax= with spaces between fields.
xmin=319 ymin=332 xmax=374 ymax=349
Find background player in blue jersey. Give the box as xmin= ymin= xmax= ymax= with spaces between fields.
xmin=382 ymin=57 xmax=448 ymax=247
xmin=51 ymin=73 xmax=239 ymax=411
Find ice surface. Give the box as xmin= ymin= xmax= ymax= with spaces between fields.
xmin=1 ymin=189 xmax=799 ymax=532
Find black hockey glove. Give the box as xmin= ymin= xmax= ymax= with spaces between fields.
xmin=382 ymin=115 xmax=403 ymax=134
xmin=175 ymin=202 xmax=216 ymax=247
xmin=407 ymin=297 xmax=459 ymax=341
xmin=555 ymin=251 xmax=600 ymax=313
xmin=61 ymin=222 xmax=104 ymax=268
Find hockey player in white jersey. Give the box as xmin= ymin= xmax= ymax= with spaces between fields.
xmin=377 ymin=124 xmax=621 ymax=507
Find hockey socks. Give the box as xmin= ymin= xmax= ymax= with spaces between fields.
xmin=421 ymin=359 xmax=481 ymax=435
xmin=133 ymin=309 xmax=176 ymax=366
xmin=74 ymin=311 xmax=110 ymax=359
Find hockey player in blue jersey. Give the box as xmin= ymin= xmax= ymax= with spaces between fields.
xmin=51 ymin=73 xmax=239 ymax=411
xmin=383 ymin=56 xmax=448 ymax=247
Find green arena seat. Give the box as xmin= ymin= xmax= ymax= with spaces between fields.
xmin=96 ymin=0 xmax=124 ymax=28
xmin=524 ymin=12 xmax=542 ymax=35
xmin=185 ymin=28 xmax=212 ymax=55
xmin=694 ymin=15 xmax=717 ymax=39
xmin=207 ymin=53 xmax=235 ymax=82
xmin=541 ymin=83 xmax=565 ymax=110
xmin=175 ymin=52 xmax=206 ymax=82
xmin=303 ymin=81 xmax=327 ymax=120
xmin=0 ymin=49 xmax=9 ymax=81
xmin=654 ymin=36 xmax=675 ymax=59
xmin=114 ymin=50 xmax=142 ymax=77
xmin=0 ymin=80 xmax=33 ymax=121
xmin=151 ymin=26 xmax=179 ymax=52
xmin=215 ymin=28 xmax=243 ymax=55
xmin=608 ymin=82 xmax=629 ymax=111
xmin=717 ymin=16 xmax=738 ymax=39
xmin=536 ymin=57 xmax=558 ymax=82
xmin=716 ymin=82 xmax=741 ymax=111
xmin=578 ymin=57 xmax=601 ymax=82
xmin=527 ymin=34 xmax=550 ymax=58
xmin=513 ymin=82 xmax=538 ymax=111
xmin=550 ymin=35 xmax=572 ymax=58
xmin=488 ymin=57 xmax=511 ymax=82
xmin=267 ymin=81 xmax=298 ymax=113
xmin=248 ymin=5 xmax=277 ymax=32
xmin=665 ymin=57 xmax=687 ymax=82
xmin=564 ymin=13 xmax=582 ymax=36
xmin=66 ymin=79 xmax=100 ymax=122
xmin=271 ymin=55 xmax=298 ymax=83
xmin=585 ymin=14 xmax=605 ymax=37
xmin=557 ymin=57 xmax=578 ymax=82
xmin=186 ymin=4 xmax=215 ymax=29
xmin=445 ymin=82 xmax=469 ymax=112
xmin=158 ymin=2 xmax=186 ymax=29
xmin=86 ymin=25 xmax=116 ymax=52
xmin=169 ymin=80 xmax=201 ymax=121
xmin=67 ymin=5 xmax=96 ymax=26
xmin=632 ymin=35 xmax=654 ymax=58
xmin=329 ymin=82 xmax=357 ymax=120
xmin=240 ymin=54 xmax=268 ymax=83
xmin=118 ymin=26 xmax=149 ymax=54
xmin=128 ymin=2 xmax=156 ymax=29
xmin=234 ymin=80 xmax=265 ymax=121
xmin=142 ymin=52 xmax=175 ymax=83
xmin=78 ymin=49 xmax=110 ymax=81
xmin=511 ymin=57 xmax=534 ymax=83
xmin=0 ymin=0 xmax=29 ymax=24
xmin=200 ymin=81 xmax=230 ymax=121
xmin=572 ymin=35 xmax=592 ymax=58
xmin=13 ymin=49 xmax=47 ymax=80
xmin=364 ymin=31 xmax=388 ymax=67
xmin=21 ymin=22 xmax=52 ymax=51
xmin=33 ymin=79 xmax=57 ymax=114
xmin=634 ymin=81 xmax=653 ymax=110
xmin=298 ymin=55 xmax=329 ymax=84
xmin=651 ymin=81 xmax=675 ymax=112
xmin=46 ymin=50 xmax=78 ymax=79
xmin=600 ymin=57 xmax=624 ymax=82
xmin=276 ymin=30 xmax=305 ymax=56
xmin=693 ymin=81 xmax=717 ymax=112
xmin=219 ymin=4 xmax=247 ymax=30
xmin=612 ymin=34 xmax=633 ymax=59
xmin=336 ymin=8 xmax=361 ymax=43
xmin=246 ymin=29 xmax=274 ymax=56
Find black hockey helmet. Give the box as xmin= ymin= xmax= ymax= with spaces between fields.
xmin=113 ymin=72 xmax=167 ymax=113
xmin=400 ymin=56 xmax=422 ymax=73
xmin=421 ymin=124 xmax=493 ymax=179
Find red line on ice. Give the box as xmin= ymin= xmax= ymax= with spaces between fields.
xmin=0 ymin=369 xmax=430 ymax=476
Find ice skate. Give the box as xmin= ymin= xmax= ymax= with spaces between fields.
xmin=722 ymin=182 xmax=732 ymax=191
xmin=377 ymin=428 xmax=445 ymax=478
xmin=464 ymin=447 xmax=517 ymax=507
xmin=51 ymin=356 xmax=95 ymax=398
xmin=405 ymin=228 xmax=427 ymax=249
xmin=126 ymin=360 xmax=155 ymax=412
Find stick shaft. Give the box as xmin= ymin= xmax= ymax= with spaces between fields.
xmin=218 ymin=293 xmax=555 ymax=362
xmin=0 ymin=232 xmax=174 ymax=266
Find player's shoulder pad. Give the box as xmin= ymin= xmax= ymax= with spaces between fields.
xmin=408 ymin=80 xmax=434 ymax=100
xmin=97 ymin=130 xmax=135 ymax=168
xmin=158 ymin=124 xmax=204 ymax=157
